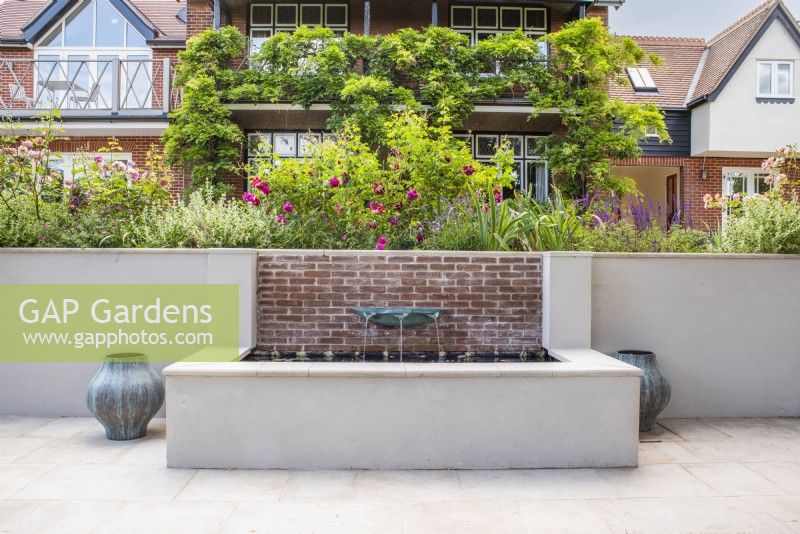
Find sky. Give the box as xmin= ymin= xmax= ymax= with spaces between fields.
xmin=609 ymin=0 xmax=800 ymax=39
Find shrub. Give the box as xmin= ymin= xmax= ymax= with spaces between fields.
xmin=514 ymin=190 xmax=584 ymax=251
xmin=134 ymin=188 xmax=274 ymax=248
xmin=246 ymin=112 xmax=514 ymax=250
xmin=722 ymin=196 xmax=800 ymax=254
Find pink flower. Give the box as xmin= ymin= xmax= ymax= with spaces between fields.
xmin=406 ymin=189 xmax=419 ymax=201
xmin=463 ymin=165 xmax=475 ymax=176
xmin=283 ymin=202 xmax=294 ymax=213
xmin=20 ymin=140 xmax=33 ymax=149
xmin=334 ymin=203 xmax=343 ymax=214
xmin=416 ymin=232 xmax=426 ymax=244
xmin=277 ymin=213 xmax=286 ymax=224
xmin=329 ymin=176 xmax=341 ymax=188
xmin=0 ymin=147 xmax=17 ymax=156
xmin=493 ymin=188 xmax=503 ymax=204
xmin=392 ymin=162 xmax=400 ymax=171
xmin=373 ymin=182 xmax=385 ymax=196
xmin=28 ymin=150 xmax=41 ymax=160
xmin=242 ymin=192 xmax=260 ymax=206
xmin=341 ymin=234 xmax=348 ymax=241
xmin=93 ymin=155 xmax=104 ymax=164
xmin=389 ymin=216 xmax=399 ymax=226
xmin=256 ymin=181 xmax=271 ymax=195
xmin=375 ymin=235 xmax=388 ymax=250
xmin=369 ymin=201 xmax=385 ymax=214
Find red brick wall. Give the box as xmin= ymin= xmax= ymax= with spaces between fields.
xmin=257 ymin=250 xmax=542 ymax=354
xmin=586 ymin=6 xmax=608 ymax=25
xmin=187 ymin=0 xmax=214 ymax=38
xmin=613 ymin=155 xmax=768 ymax=229
xmin=152 ymin=48 xmax=183 ymax=110
xmin=0 ymin=47 xmax=35 ymax=108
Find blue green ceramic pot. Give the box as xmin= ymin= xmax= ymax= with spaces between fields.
xmin=87 ymin=354 xmax=164 ymax=441
xmin=614 ymin=350 xmax=671 ymax=432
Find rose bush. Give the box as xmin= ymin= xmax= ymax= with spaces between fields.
xmin=244 ymin=112 xmax=515 ymax=250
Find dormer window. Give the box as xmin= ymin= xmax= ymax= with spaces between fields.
xmin=627 ymin=67 xmax=657 ymax=92
xmin=757 ymin=60 xmax=794 ymax=99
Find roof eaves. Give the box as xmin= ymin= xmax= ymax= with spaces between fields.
xmin=706 ymin=2 xmax=799 ymax=103
xmin=685 ymin=47 xmax=709 ymax=107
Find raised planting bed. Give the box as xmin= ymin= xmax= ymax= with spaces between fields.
xmin=164 ymin=348 xmax=642 ymax=470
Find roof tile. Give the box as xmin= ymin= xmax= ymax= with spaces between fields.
xmin=0 ymin=0 xmax=186 ymax=42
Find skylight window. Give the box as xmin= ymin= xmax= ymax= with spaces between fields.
xmin=627 ymin=67 xmax=658 ymax=92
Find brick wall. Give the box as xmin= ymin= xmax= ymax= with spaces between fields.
xmin=257 ymin=250 xmax=543 ymax=354
xmin=0 ymin=47 xmax=35 ymax=107
xmin=613 ymin=155 xmax=772 ymax=229
xmin=187 ymin=0 xmax=214 ymax=38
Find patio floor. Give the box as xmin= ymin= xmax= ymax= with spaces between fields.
xmin=0 ymin=417 xmax=798 ymax=533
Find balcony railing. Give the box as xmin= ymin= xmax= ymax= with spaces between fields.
xmin=0 ymin=58 xmax=180 ymax=118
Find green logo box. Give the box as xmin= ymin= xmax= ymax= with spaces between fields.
xmin=0 ymin=284 xmax=240 ymax=362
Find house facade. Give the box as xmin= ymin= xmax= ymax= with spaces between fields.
xmin=0 ymin=0 xmax=188 ymax=192
xmin=1 ymin=0 xmax=620 ymax=199
xmin=612 ymin=0 xmax=800 ymax=229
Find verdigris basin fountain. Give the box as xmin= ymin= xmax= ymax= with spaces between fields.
xmin=353 ymin=307 xmax=447 ymax=361
xmin=353 ymin=307 xmax=445 ymax=328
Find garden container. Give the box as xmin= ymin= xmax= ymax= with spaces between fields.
xmin=87 ymin=353 xmax=164 ymax=441
xmin=613 ymin=350 xmax=671 ymax=432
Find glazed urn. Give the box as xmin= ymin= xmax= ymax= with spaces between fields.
xmin=87 ymin=353 xmax=164 ymax=441
xmin=614 ymin=350 xmax=671 ymax=432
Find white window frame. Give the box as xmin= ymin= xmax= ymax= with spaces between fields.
xmin=450 ymin=4 xmax=547 ymax=46
xmin=722 ymin=168 xmax=774 ymax=196
xmin=644 ymin=126 xmax=659 ymax=139
xmin=33 ymin=0 xmax=152 ymax=106
xmin=249 ymin=2 xmax=348 ymax=56
xmin=35 ymin=0 xmax=148 ymax=49
xmin=48 ymin=151 xmax=133 ymax=184
xmin=627 ymin=67 xmax=657 ymax=92
xmin=756 ymin=60 xmax=794 ymax=99
xmin=464 ymin=132 xmax=550 ymax=201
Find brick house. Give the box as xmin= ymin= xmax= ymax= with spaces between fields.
xmin=0 ymin=0 xmax=188 ymax=192
xmin=190 ymin=0 xmax=620 ymax=198
xmin=611 ymin=0 xmax=800 ymax=228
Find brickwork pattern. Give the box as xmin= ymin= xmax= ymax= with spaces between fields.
xmin=614 ymin=155 xmax=774 ymax=229
xmin=257 ymin=251 xmax=543 ymax=354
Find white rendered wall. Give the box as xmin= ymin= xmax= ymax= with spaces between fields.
xmin=591 ymin=253 xmax=800 ymax=418
xmin=692 ymin=18 xmax=800 ymax=157
xmin=0 ymin=249 xmax=257 ymax=416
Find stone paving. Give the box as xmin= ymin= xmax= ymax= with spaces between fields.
xmin=0 ymin=416 xmax=799 ymax=533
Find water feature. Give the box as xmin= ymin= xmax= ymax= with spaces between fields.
xmin=352 ymin=307 xmax=446 ymax=362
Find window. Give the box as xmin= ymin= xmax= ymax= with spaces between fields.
xmin=757 ymin=60 xmax=794 ymax=98
xmin=246 ymin=130 xmax=327 ymax=181
xmin=450 ymin=5 xmax=548 ymax=45
xmin=627 ymin=67 xmax=657 ymax=92
xmin=645 ymin=126 xmax=659 ymax=139
xmin=38 ymin=0 xmax=146 ymax=49
xmin=33 ymin=0 xmax=151 ymax=109
xmin=249 ymin=2 xmax=348 ymax=56
xmin=722 ymin=168 xmax=774 ymax=196
xmin=48 ymin=151 xmax=132 ymax=185
xmin=456 ymin=132 xmax=549 ymax=201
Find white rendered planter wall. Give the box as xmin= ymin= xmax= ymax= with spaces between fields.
xmin=165 ymin=350 xmax=641 ymax=470
xmin=0 ymin=249 xmax=256 ymax=416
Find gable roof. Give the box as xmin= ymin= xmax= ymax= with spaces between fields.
xmin=609 ymin=36 xmax=707 ymax=109
xmin=614 ymin=0 xmax=800 ymax=110
xmin=687 ymin=0 xmax=789 ymax=104
xmin=0 ymin=0 xmax=186 ymax=46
